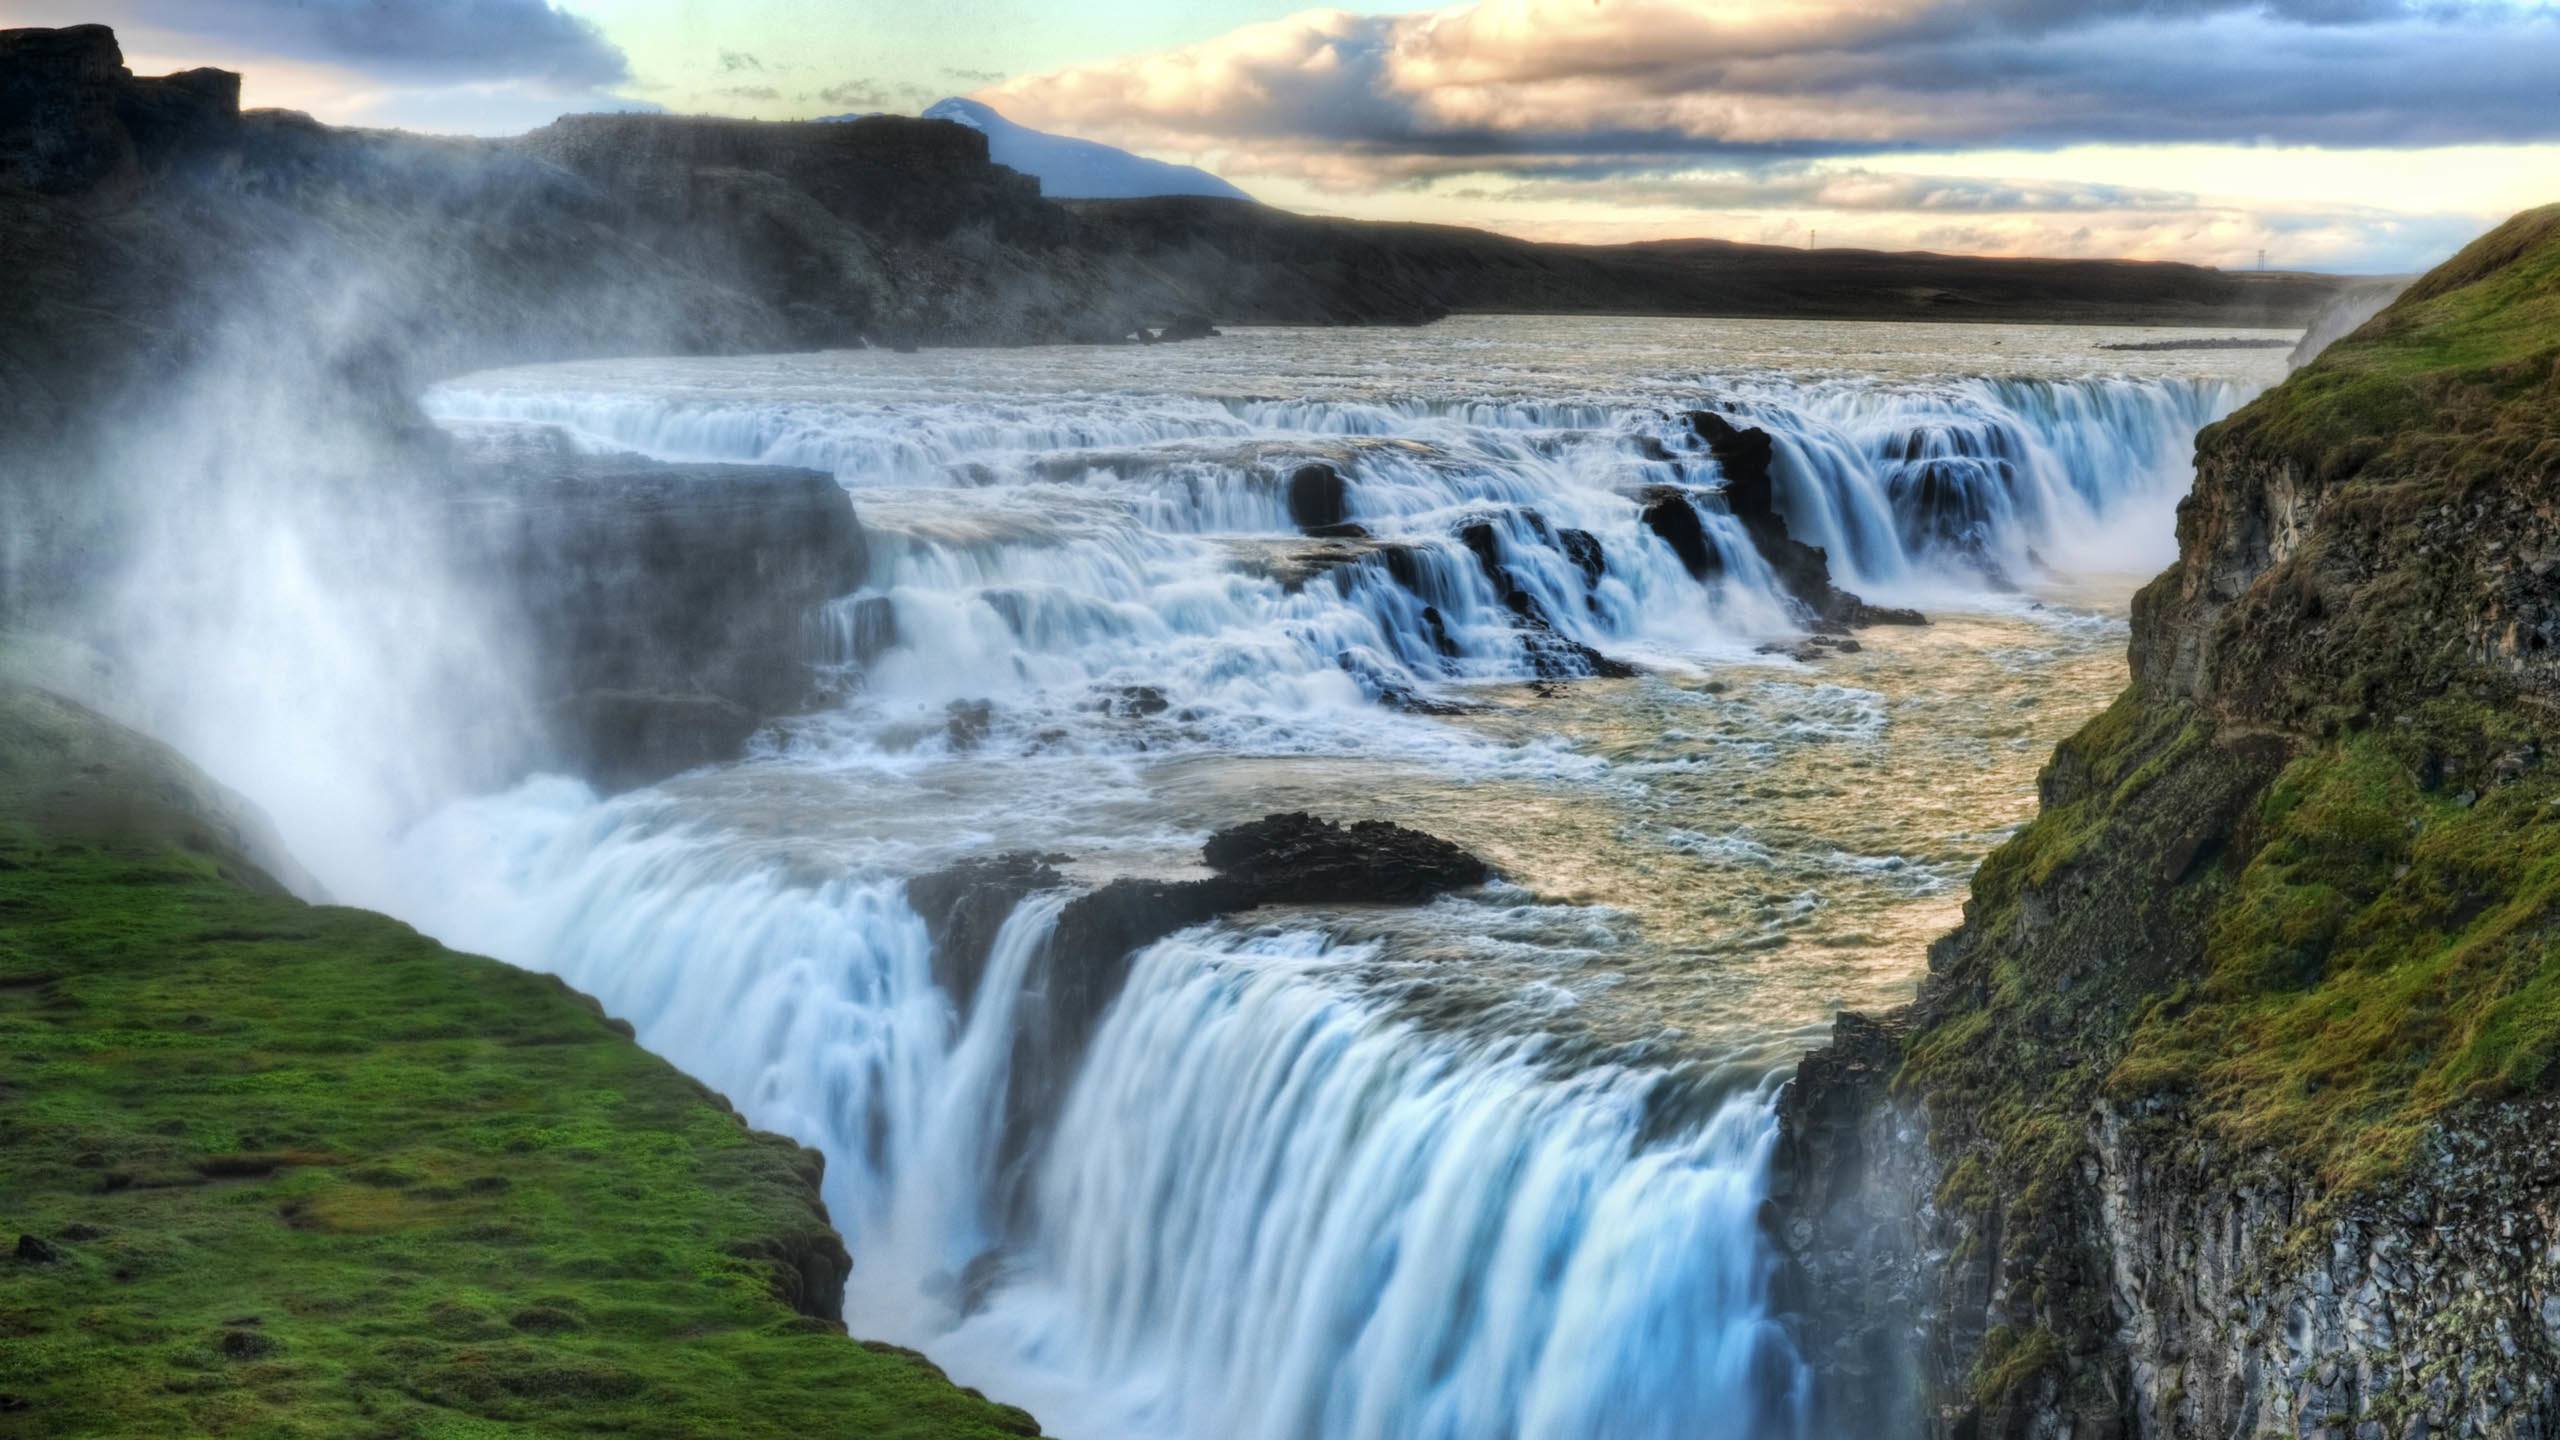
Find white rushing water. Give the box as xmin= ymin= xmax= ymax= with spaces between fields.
xmin=381 ymin=317 xmax=2287 ymax=1439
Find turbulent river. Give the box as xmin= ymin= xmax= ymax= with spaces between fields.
xmin=379 ymin=316 xmax=2282 ymax=1440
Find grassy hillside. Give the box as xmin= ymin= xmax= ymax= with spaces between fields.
xmin=0 ymin=683 xmax=1038 ymax=1439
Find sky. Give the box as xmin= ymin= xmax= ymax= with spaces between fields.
xmin=10 ymin=0 xmax=2559 ymax=272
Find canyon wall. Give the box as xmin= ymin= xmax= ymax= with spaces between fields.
xmin=1775 ymin=205 xmax=2560 ymax=1437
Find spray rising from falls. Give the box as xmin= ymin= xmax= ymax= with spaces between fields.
xmin=392 ymin=323 xmax=2282 ymax=1439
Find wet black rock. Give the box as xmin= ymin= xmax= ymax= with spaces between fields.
xmin=1684 ymin=410 xmax=1928 ymax=633
xmin=938 ymin=813 xmax=1493 ymax=1217
xmin=905 ymin=852 xmax=1069 ymax=1013
xmin=1640 ymin=488 xmax=1718 ymax=580
xmin=839 ymin=595 xmax=899 ymax=667
xmin=1460 ymin=517 xmax=1638 ymax=678
xmin=1558 ymin=528 xmax=1606 ymax=589
xmin=945 ymin=699 xmax=994 ymax=751
xmin=1205 ymin=811 xmax=1491 ymax=902
xmin=1155 ymin=313 xmax=1221 ymax=342
xmin=1107 ymin=685 xmax=1171 ymax=718
xmin=1286 ymin=462 xmax=1350 ymax=532
xmin=550 ymin=691 xmax=760 ymax=793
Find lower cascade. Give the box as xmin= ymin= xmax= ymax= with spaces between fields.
xmin=364 ymin=319 xmax=2281 ymax=1439
xmin=396 ymin=792 xmax=1806 ymax=1440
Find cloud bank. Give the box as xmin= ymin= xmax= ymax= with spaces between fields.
xmin=979 ymin=0 xmax=2560 ymax=267
xmin=988 ymin=0 xmax=2560 ymax=164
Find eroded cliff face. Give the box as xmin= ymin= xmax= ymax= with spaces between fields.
xmin=1776 ymin=205 xmax=2560 ymax=1438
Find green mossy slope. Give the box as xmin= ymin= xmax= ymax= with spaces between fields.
xmin=1895 ymin=204 xmax=2560 ymax=1420
xmin=0 ymin=684 xmax=1038 ymax=1439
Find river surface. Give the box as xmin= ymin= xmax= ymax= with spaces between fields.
xmin=384 ymin=316 xmax=2285 ymax=1440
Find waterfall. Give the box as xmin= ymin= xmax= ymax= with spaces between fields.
xmin=383 ymin=322 xmax=2279 ymax=1440
xmin=432 ymin=360 xmax=2248 ymax=727
xmin=390 ymin=795 xmax=1806 ymax=1440
xmin=957 ymin=926 xmax=1807 ymax=1440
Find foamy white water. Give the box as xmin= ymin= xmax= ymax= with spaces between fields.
xmin=378 ymin=316 xmax=2286 ymax=1439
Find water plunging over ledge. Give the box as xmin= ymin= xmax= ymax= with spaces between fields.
xmin=379 ymin=316 xmax=2285 ymax=1439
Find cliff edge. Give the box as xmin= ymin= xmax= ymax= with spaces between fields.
xmin=1776 ymin=204 xmax=2560 ymax=1437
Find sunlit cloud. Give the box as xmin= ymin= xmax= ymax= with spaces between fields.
xmin=962 ymin=0 xmax=2559 ymax=268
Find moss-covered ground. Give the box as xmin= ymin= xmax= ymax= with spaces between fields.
xmin=0 ymin=684 xmax=1039 ymax=1438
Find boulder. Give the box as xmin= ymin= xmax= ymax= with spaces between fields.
xmin=1640 ymin=489 xmax=1718 ymax=580
xmin=1202 ymin=811 xmax=1490 ymax=902
xmin=1285 ymin=462 xmax=1349 ymax=531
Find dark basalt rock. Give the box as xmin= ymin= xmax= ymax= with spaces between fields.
xmin=0 ymin=25 xmax=240 ymax=193
xmin=1641 ymin=488 xmax=1719 ymax=580
xmin=1558 ymin=527 xmax=1606 ymax=588
xmin=838 ymin=595 xmax=899 ymax=667
xmin=1286 ymin=462 xmax=1350 ymax=532
xmin=1684 ymin=410 xmax=1927 ymax=633
xmin=550 ymin=690 xmax=760 ymax=793
xmin=945 ymin=699 xmax=995 ymax=751
xmin=1156 ymin=313 xmax=1221 ymax=342
xmin=933 ymin=812 xmax=1492 ymax=1224
xmin=1458 ymin=516 xmax=1637 ymax=678
xmin=904 ymin=852 xmax=1069 ymax=1014
xmin=446 ymin=428 xmax=866 ymax=791
xmin=1203 ymin=810 xmax=1491 ymax=903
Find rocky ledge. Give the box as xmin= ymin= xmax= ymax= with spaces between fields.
xmin=1771 ymin=203 xmax=2560 ymax=1437
xmin=905 ymin=813 xmax=1490 ymax=1212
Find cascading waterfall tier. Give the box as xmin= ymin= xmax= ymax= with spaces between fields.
xmin=392 ymin=784 xmax=1807 ymax=1440
xmin=433 ymin=341 xmax=2247 ymax=741
xmin=392 ymin=319 xmax=2287 ymax=1440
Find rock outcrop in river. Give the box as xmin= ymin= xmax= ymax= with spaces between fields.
xmin=1774 ymin=203 xmax=2560 ymax=1437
